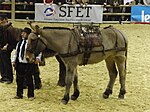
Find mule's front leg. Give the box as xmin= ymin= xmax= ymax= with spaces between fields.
xmin=71 ymin=69 xmax=80 ymax=100
xmin=61 ymin=63 xmax=76 ymax=104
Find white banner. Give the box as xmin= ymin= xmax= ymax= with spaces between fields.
xmin=35 ymin=3 xmax=103 ymax=23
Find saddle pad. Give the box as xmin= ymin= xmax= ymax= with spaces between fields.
xmin=79 ymin=33 xmax=102 ymax=47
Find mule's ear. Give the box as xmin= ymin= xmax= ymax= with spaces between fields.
xmin=35 ymin=25 xmax=40 ymax=29
xmin=26 ymin=18 xmax=37 ymax=32
xmin=27 ymin=21 xmax=32 ymax=25
xmin=26 ymin=17 xmax=32 ymax=25
xmin=34 ymin=25 xmax=40 ymax=34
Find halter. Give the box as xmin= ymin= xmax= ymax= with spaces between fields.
xmin=26 ymin=35 xmax=47 ymax=56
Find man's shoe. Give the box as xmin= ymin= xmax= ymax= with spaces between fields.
xmin=0 ymin=79 xmax=12 ymax=84
xmin=13 ymin=96 xmax=23 ymax=99
xmin=5 ymin=80 xmax=12 ymax=84
xmin=0 ymin=79 xmax=5 ymax=83
xmin=28 ymin=97 xmax=35 ymax=101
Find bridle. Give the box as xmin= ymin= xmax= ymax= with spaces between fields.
xmin=26 ymin=35 xmax=47 ymax=56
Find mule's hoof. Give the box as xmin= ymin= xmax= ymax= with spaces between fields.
xmin=118 ymin=90 xmax=126 ymax=99
xmin=61 ymin=99 xmax=68 ymax=105
xmin=71 ymin=89 xmax=80 ymax=100
xmin=118 ymin=94 xmax=124 ymax=99
xmin=71 ymin=95 xmax=78 ymax=100
xmin=57 ymin=81 xmax=65 ymax=87
xmin=103 ymin=93 xmax=109 ymax=99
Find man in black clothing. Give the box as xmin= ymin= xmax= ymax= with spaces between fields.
xmin=12 ymin=27 xmax=42 ymax=99
xmin=0 ymin=14 xmax=13 ymax=84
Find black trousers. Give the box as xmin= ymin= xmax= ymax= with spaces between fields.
xmin=15 ymin=62 xmax=37 ymax=98
xmin=0 ymin=50 xmax=13 ymax=81
xmin=24 ymin=65 xmax=41 ymax=87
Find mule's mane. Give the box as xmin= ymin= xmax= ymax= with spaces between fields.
xmin=43 ymin=27 xmax=71 ymax=30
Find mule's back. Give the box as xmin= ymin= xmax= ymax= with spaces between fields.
xmin=73 ymin=25 xmax=128 ymax=65
xmin=101 ymin=26 xmax=127 ymax=51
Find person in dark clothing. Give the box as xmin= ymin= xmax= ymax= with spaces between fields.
xmin=135 ymin=0 xmax=144 ymax=5
xmin=12 ymin=27 xmax=42 ymax=100
xmin=0 ymin=14 xmax=13 ymax=84
xmin=89 ymin=0 xmax=106 ymax=4
xmin=54 ymin=0 xmax=66 ymax=5
xmin=15 ymin=0 xmax=35 ymax=19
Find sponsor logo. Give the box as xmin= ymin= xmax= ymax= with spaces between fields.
xmin=44 ymin=6 xmax=56 ymax=16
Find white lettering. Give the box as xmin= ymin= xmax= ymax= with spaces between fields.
xmin=145 ymin=14 xmax=150 ymax=22
xmin=141 ymin=10 xmax=144 ymax=22
xmin=141 ymin=10 xmax=150 ymax=22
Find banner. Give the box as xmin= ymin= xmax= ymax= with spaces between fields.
xmin=35 ymin=3 xmax=103 ymax=23
xmin=131 ymin=6 xmax=150 ymax=23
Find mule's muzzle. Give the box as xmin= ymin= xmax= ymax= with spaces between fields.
xmin=26 ymin=55 xmax=35 ymax=63
xmin=25 ymin=50 xmax=36 ymax=63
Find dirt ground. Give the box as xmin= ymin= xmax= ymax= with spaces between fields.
xmin=0 ymin=22 xmax=150 ymax=112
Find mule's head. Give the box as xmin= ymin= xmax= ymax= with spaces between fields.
xmin=26 ymin=32 xmax=47 ymax=63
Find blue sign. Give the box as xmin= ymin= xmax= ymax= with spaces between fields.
xmin=131 ymin=6 xmax=150 ymax=23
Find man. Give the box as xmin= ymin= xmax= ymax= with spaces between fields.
xmin=0 ymin=13 xmax=13 ymax=84
xmin=12 ymin=27 xmax=42 ymax=99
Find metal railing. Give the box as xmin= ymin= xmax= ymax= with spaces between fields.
xmin=0 ymin=1 xmax=131 ymax=23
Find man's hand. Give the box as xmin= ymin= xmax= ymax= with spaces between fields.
xmin=12 ymin=62 xmax=16 ymax=68
xmin=34 ymin=58 xmax=41 ymax=64
xmin=2 ymin=43 xmax=8 ymax=51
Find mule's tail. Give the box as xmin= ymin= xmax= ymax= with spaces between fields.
xmin=124 ymin=36 xmax=128 ymax=71
xmin=125 ymin=48 xmax=127 ymax=70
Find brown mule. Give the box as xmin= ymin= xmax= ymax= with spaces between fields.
xmin=26 ymin=23 xmax=128 ymax=104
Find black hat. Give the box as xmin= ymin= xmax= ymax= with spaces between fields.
xmin=0 ymin=13 xmax=7 ymax=20
xmin=22 ymin=27 xmax=31 ymax=35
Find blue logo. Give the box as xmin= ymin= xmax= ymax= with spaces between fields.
xmin=44 ymin=6 xmax=55 ymax=16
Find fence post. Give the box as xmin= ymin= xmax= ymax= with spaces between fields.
xmin=11 ymin=0 xmax=15 ymax=22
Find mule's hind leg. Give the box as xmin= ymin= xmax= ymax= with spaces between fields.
xmin=71 ymin=69 xmax=80 ymax=100
xmin=115 ymin=55 xmax=126 ymax=99
xmin=103 ymin=57 xmax=118 ymax=99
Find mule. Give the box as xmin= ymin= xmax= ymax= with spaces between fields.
xmin=26 ymin=23 xmax=128 ymax=104
xmin=0 ymin=22 xmax=66 ymax=87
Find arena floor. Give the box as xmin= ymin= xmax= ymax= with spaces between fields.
xmin=0 ymin=22 xmax=150 ymax=112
